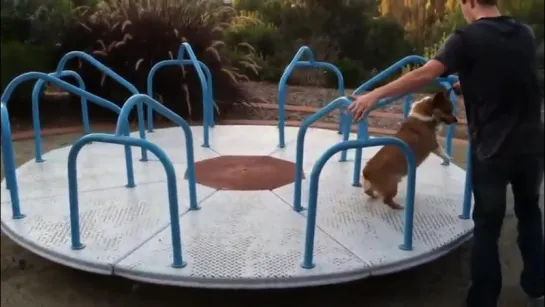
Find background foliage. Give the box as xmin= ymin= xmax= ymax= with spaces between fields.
xmin=1 ymin=0 xmax=543 ymax=122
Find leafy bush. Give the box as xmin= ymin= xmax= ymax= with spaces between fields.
xmin=224 ymin=12 xmax=281 ymax=59
xmin=57 ymin=0 xmax=259 ymax=121
xmin=0 ymin=0 xmax=81 ymax=44
xmin=230 ymin=0 xmax=414 ymax=87
xmin=328 ymin=58 xmax=370 ymax=88
xmin=1 ymin=40 xmax=58 ymax=117
xmin=356 ymin=17 xmax=414 ymax=72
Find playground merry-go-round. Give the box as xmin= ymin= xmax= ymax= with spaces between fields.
xmin=1 ymin=43 xmax=474 ymax=289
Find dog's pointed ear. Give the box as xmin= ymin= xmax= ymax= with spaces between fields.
xmin=432 ymin=91 xmax=449 ymax=107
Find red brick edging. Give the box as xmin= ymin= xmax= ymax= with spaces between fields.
xmin=11 ymin=124 xmax=114 ymax=142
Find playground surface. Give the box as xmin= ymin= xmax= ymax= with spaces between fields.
xmin=1 ymin=130 xmax=543 ymax=307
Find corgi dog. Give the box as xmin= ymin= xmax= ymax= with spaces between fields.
xmin=362 ymin=91 xmax=457 ymax=210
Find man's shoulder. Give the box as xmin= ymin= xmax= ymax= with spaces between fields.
xmin=521 ymin=23 xmax=536 ymax=38
xmin=464 ymin=17 xmax=531 ymax=34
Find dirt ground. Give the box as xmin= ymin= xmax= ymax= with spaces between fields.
xmin=242 ymin=81 xmax=469 ymax=139
xmin=1 ymin=131 xmax=543 ymax=307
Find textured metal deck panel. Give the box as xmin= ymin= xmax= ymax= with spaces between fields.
xmin=1 ymin=125 xmax=473 ymax=288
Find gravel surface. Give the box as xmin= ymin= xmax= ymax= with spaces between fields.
xmin=1 ymin=130 xmax=543 ymax=307
xmin=241 ymin=82 xmax=469 ymax=139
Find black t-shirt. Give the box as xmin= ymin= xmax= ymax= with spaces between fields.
xmin=434 ymin=16 xmax=544 ymax=160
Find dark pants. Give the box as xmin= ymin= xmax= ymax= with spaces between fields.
xmin=466 ymin=153 xmax=544 ymax=307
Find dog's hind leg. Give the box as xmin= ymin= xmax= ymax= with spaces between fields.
xmin=381 ymin=182 xmax=403 ymax=210
xmin=363 ymin=179 xmax=378 ymax=199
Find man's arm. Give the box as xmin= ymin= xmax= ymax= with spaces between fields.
xmin=370 ymin=32 xmax=465 ymax=101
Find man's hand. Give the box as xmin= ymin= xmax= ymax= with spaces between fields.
xmin=451 ymin=81 xmax=462 ymax=95
xmin=347 ymin=92 xmax=380 ymax=122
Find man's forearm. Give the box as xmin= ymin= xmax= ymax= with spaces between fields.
xmin=371 ymin=67 xmax=437 ymax=100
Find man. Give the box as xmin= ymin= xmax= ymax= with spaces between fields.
xmin=348 ymin=0 xmax=544 ymax=306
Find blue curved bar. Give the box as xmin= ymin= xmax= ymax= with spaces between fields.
xmin=114 ymin=94 xmax=199 ymax=210
xmin=403 ymin=94 xmax=412 ymax=118
xmin=1 ymin=102 xmax=24 ymax=219
xmin=439 ymin=81 xmax=457 ymax=157
xmin=1 ymin=70 xmax=134 ymax=191
xmin=1 ymin=72 xmax=126 ymax=113
xmin=146 ymin=59 xmax=212 ymax=147
xmin=147 ymin=59 xmax=214 ymax=131
xmin=351 ymin=54 xmax=458 ymax=126
xmin=301 ymin=137 xmax=417 ymax=269
xmin=55 ymin=51 xmax=148 ymax=160
xmin=292 ymin=61 xmax=346 ymax=136
xmin=31 ymin=71 xmax=90 ymax=163
xmin=1 ymin=71 xmax=136 ymax=195
xmin=278 ymin=46 xmax=328 ymax=148
xmin=350 ymin=56 xmax=458 ymax=167
xmin=176 ymin=43 xmax=210 ymax=147
xmin=352 ymin=55 xmax=428 ymax=96
xmin=351 ymin=122 xmax=369 ymax=186
xmin=437 ymin=75 xmax=459 ymax=84
xmin=352 ymin=56 xmax=458 ymax=95
xmin=293 ymin=96 xmax=353 ymax=212
xmin=67 ymin=133 xmax=186 ymax=268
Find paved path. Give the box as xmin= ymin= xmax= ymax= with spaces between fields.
xmin=1 ymin=133 xmax=543 ymax=307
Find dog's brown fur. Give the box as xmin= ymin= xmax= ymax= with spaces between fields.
xmin=362 ymin=91 xmax=458 ymax=210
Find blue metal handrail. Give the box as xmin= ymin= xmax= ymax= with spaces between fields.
xmin=277 ymin=46 xmax=346 ymax=148
xmin=301 ymin=137 xmax=417 ymax=269
xmin=66 ymin=133 xmax=187 ymax=269
xmin=55 ymin=51 xmax=148 ymax=160
xmin=292 ymin=96 xmax=353 ymax=212
xmin=352 ymin=55 xmax=428 ymax=95
xmin=1 ymin=72 xmax=135 ymax=217
xmin=174 ymin=43 xmax=210 ymax=146
xmin=1 ymin=102 xmax=24 ymax=220
xmin=146 ymin=58 xmax=212 ymax=147
xmin=352 ymin=55 xmax=459 ymax=157
xmin=442 ymin=82 xmax=458 ymax=157
xmin=114 ymin=94 xmax=199 ymax=211
xmin=31 ymin=71 xmax=90 ymax=163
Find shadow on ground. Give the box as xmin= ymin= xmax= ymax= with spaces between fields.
xmin=1 ymin=133 xmax=543 ymax=307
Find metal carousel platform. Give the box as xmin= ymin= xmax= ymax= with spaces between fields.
xmin=1 ymin=125 xmax=474 ymax=289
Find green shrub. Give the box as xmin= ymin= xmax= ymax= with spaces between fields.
xmin=1 ymin=41 xmax=56 ymax=92
xmin=251 ymin=53 xmax=284 ymax=82
xmin=232 ymin=0 xmax=264 ymax=12
xmin=0 ymin=0 xmax=79 ymax=44
xmin=233 ymin=0 xmax=291 ymax=30
xmin=223 ymin=10 xmax=281 ymax=81
xmin=328 ymin=58 xmax=368 ymax=88
xmin=357 ymin=17 xmax=414 ymax=72
xmin=1 ymin=40 xmax=57 ymax=117
xmin=229 ymin=0 xmax=414 ymax=87
xmin=225 ymin=13 xmax=281 ymax=59
xmin=57 ymin=0 xmax=259 ymax=121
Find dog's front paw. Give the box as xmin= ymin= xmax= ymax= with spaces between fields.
xmin=440 ymin=156 xmax=451 ymax=166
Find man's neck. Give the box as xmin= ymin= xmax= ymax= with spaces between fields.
xmin=474 ymin=6 xmax=502 ymax=20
